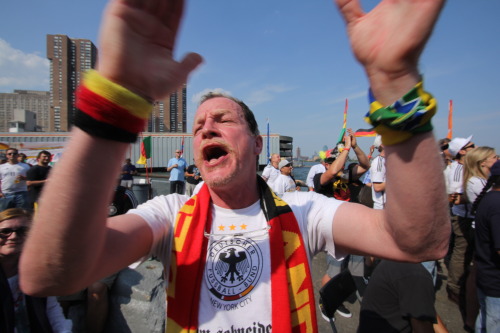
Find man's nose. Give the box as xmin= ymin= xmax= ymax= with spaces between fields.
xmin=201 ymin=120 xmax=220 ymax=138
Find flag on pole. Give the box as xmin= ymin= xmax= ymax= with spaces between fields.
xmin=136 ymin=136 xmax=152 ymax=165
xmin=447 ymin=100 xmax=453 ymax=139
xmin=180 ymin=136 xmax=185 ymax=157
xmin=354 ymin=128 xmax=377 ymax=137
xmin=266 ymin=118 xmax=270 ymax=161
xmin=337 ymin=99 xmax=348 ymax=143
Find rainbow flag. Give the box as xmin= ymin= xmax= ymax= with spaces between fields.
xmin=337 ymin=99 xmax=348 ymax=143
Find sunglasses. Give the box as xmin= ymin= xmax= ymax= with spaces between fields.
xmin=462 ymin=143 xmax=475 ymax=150
xmin=6 ymin=152 xmax=18 ymax=156
xmin=0 ymin=226 xmax=29 ymax=239
xmin=440 ymin=144 xmax=449 ymax=151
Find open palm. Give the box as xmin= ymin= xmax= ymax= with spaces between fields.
xmin=97 ymin=0 xmax=202 ymax=100
xmin=336 ymin=0 xmax=445 ymax=77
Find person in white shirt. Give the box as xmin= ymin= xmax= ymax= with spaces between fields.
xmin=272 ymin=159 xmax=297 ymax=197
xmin=445 ymin=135 xmax=476 ymax=326
xmin=0 ymin=148 xmax=31 ymax=211
xmin=370 ymin=136 xmax=386 ymax=210
xmin=20 ymin=0 xmax=450 ymax=331
xmin=261 ymin=153 xmax=280 ymax=188
xmin=306 ymin=161 xmax=326 ymax=191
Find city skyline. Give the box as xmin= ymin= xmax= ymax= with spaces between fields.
xmin=1 ymin=1 xmax=499 ymax=156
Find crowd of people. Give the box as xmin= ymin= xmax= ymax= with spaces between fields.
xmin=0 ymin=0 xmax=498 ymax=332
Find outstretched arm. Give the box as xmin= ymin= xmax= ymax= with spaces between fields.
xmin=332 ymin=0 xmax=449 ymax=261
xmin=20 ymin=0 xmax=202 ymax=296
xmin=319 ymin=136 xmax=352 ymax=186
xmin=347 ymin=128 xmax=369 ymax=177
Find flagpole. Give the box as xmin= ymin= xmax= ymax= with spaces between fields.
xmin=447 ymin=100 xmax=453 ymax=139
xmin=266 ymin=118 xmax=270 ymax=162
xmin=337 ymin=99 xmax=348 ymax=144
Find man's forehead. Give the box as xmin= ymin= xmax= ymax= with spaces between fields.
xmin=195 ymin=97 xmax=244 ymax=119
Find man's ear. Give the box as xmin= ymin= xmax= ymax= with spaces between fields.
xmin=254 ymin=135 xmax=263 ymax=155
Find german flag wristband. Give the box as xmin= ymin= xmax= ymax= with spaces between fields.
xmin=365 ymin=81 xmax=437 ymax=146
xmin=74 ymin=70 xmax=153 ymax=143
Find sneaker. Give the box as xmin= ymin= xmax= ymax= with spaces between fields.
xmin=336 ymin=304 xmax=352 ymax=318
xmin=318 ymin=300 xmax=332 ymax=322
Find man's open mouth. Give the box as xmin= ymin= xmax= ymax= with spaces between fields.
xmin=203 ymin=145 xmax=228 ymax=164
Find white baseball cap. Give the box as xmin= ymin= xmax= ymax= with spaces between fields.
xmin=448 ymin=135 xmax=473 ymax=157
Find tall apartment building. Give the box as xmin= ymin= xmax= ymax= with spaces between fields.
xmin=148 ymin=84 xmax=187 ymax=133
xmin=47 ymin=34 xmax=97 ymax=131
xmin=0 ymin=90 xmax=50 ymax=132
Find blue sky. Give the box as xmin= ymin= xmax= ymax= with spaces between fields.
xmin=1 ymin=0 xmax=499 ymax=157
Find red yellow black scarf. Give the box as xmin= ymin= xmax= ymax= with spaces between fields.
xmin=166 ymin=177 xmax=318 ymax=332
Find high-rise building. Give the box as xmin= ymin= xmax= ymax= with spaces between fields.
xmin=47 ymin=34 xmax=97 ymax=131
xmin=148 ymin=84 xmax=187 ymax=133
xmin=0 ymin=90 xmax=50 ymax=132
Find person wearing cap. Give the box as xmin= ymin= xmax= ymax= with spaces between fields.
xmin=370 ymin=135 xmax=386 ymax=210
xmin=261 ymin=153 xmax=280 ymax=188
xmin=313 ymin=131 xmax=369 ymax=200
xmin=271 ymin=159 xmax=296 ymax=197
xmin=470 ymin=159 xmax=500 ymax=332
xmin=446 ymin=135 xmax=476 ymax=309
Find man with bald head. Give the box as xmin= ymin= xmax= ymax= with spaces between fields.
xmin=262 ymin=153 xmax=280 ymax=187
xmin=21 ymin=0 xmax=450 ymax=331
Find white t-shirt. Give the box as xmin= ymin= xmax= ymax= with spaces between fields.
xmin=271 ymin=174 xmax=296 ymax=197
xmin=465 ymin=176 xmax=487 ymax=219
xmin=448 ymin=161 xmax=469 ymax=217
xmin=128 ymin=190 xmax=343 ymax=331
xmin=306 ymin=163 xmax=326 ymax=188
xmin=0 ymin=162 xmax=30 ymax=193
xmin=370 ymin=156 xmax=386 ymax=209
xmin=261 ymin=164 xmax=280 ymax=188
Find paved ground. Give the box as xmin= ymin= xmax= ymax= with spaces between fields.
xmin=311 ymin=252 xmax=465 ymax=332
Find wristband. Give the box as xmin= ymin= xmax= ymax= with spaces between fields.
xmin=365 ymin=81 xmax=436 ymax=146
xmin=343 ymin=148 xmax=350 ymax=152
xmin=367 ymin=154 xmax=372 ymax=159
xmin=75 ymin=70 xmax=153 ymax=143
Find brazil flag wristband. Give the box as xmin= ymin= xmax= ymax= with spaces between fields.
xmin=365 ymin=81 xmax=436 ymax=146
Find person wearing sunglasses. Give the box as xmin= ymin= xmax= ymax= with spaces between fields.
xmin=0 ymin=208 xmax=71 ymax=332
xmin=445 ymin=135 xmax=477 ymax=325
xmin=0 ymin=148 xmax=31 ymax=211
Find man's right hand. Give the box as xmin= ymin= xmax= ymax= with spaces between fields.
xmin=98 ymin=0 xmax=203 ymax=100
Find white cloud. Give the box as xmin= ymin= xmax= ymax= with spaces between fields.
xmin=0 ymin=39 xmax=49 ymax=92
xmin=246 ymin=84 xmax=295 ymax=106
